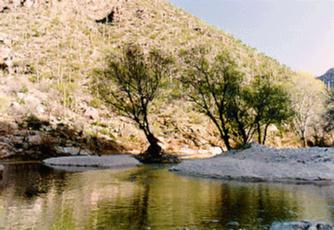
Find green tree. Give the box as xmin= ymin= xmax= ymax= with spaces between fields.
xmin=182 ymin=47 xmax=294 ymax=149
xmin=94 ymin=44 xmax=173 ymax=161
xmin=244 ymin=76 xmax=294 ymax=144
xmin=181 ymin=47 xmax=249 ymax=149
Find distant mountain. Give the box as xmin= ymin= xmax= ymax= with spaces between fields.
xmin=318 ymin=68 xmax=334 ymax=88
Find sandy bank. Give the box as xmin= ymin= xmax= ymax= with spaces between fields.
xmin=43 ymin=155 xmax=141 ymax=169
xmin=171 ymin=144 xmax=334 ymax=183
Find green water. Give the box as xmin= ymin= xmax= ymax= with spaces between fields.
xmin=0 ymin=163 xmax=334 ymax=230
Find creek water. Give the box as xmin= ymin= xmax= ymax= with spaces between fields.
xmin=0 ymin=163 xmax=334 ymax=229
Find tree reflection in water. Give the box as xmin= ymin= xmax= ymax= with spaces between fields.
xmin=0 ymin=164 xmax=333 ymax=229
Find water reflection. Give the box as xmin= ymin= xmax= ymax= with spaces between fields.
xmin=0 ymin=163 xmax=333 ymax=229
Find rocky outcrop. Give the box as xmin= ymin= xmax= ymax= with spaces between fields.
xmin=0 ymin=0 xmax=37 ymax=12
xmin=0 ymin=115 xmax=125 ymax=160
xmin=96 ymin=10 xmax=115 ymax=24
xmin=318 ymin=68 xmax=334 ymax=88
xmin=0 ymin=40 xmax=13 ymax=74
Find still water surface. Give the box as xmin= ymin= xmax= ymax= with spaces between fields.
xmin=0 ymin=163 xmax=334 ymax=229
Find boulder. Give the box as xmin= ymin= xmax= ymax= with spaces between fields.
xmin=84 ymin=107 xmax=99 ymax=120
xmin=21 ymin=0 xmax=35 ymax=8
xmin=226 ymin=221 xmax=240 ymax=228
xmin=0 ymin=142 xmax=15 ymax=159
xmin=0 ymin=2 xmax=7 ymax=12
xmin=11 ymin=136 xmax=25 ymax=149
xmin=28 ymin=134 xmax=42 ymax=146
xmin=0 ymin=47 xmax=13 ymax=73
xmin=270 ymin=221 xmax=333 ymax=230
xmin=96 ymin=10 xmax=115 ymax=24
xmin=55 ymin=146 xmax=92 ymax=156
xmin=24 ymin=95 xmax=42 ymax=111
xmin=209 ymin=146 xmax=223 ymax=155
xmin=0 ymin=33 xmax=11 ymax=46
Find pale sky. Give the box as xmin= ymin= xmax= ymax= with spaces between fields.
xmin=170 ymin=0 xmax=334 ymax=76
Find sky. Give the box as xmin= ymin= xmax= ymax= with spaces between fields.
xmin=170 ymin=0 xmax=334 ymax=76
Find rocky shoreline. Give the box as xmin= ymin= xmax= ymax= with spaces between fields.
xmin=270 ymin=221 xmax=333 ymax=230
xmin=171 ymin=144 xmax=334 ymax=184
xmin=0 ymin=115 xmax=126 ymax=160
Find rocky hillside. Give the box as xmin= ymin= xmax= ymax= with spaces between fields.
xmin=0 ymin=0 xmax=324 ymax=159
xmin=318 ymin=68 xmax=334 ymax=88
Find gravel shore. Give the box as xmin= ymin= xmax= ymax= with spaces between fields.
xmin=43 ymin=155 xmax=141 ymax=169
xmin=171 ymin=144 xmax=334 ymax=183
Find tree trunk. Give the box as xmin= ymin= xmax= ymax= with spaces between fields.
xmin=145 ymin=133 xmax=162 ymax=157
xmin=300 ymin=129 xmax=307 ymax=147
xmin=301 ymin=137 xmax=306 ymax=147
xmin=136 ymin=121 xmax=179 ymax=164
xmin=262 ymin=123 xmax=270 ymax=145
xmin=222 ymin=133 xmax=232 ymax=150
xmin=209 ymin=114 xmax=231 ymax=150
xmin=257 ymin=123 xmax=262 ymax=144
xmin=235 ymin=117 xmax=248 ymax=147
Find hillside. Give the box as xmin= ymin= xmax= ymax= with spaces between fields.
xmin=319 ymin=68 xmax=334 ymax=88
xmin=0 ymin=0 xmax=325 ymax=159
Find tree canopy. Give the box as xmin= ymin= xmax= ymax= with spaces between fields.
xmin=181 ymin=47 xmax=293 ymax=149
xmin=94 ymin=44 xmax=174 ymax=160
xmin=244 ymin=75 xmax=294 ymax=144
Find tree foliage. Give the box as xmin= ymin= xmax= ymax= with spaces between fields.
xmin=181 ymin=47 xmax=293 ymax=149
xmin=244 ymin=76 xmax=294 ymax=144
xmin=290 ymin=73 xmax=326 ymax=146
xmin=94 ymin=44 xmax=173 ymax=157
xmin=181 ymin=47 xmax=243 ymax=149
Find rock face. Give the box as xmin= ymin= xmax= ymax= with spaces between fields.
xmin=270 ymin=221 xmax=333 ymax=230
xmin=318 ymin=68 xmax=334 ymax=88
xmin=0 ymin=115 xmax=125 ymax=160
